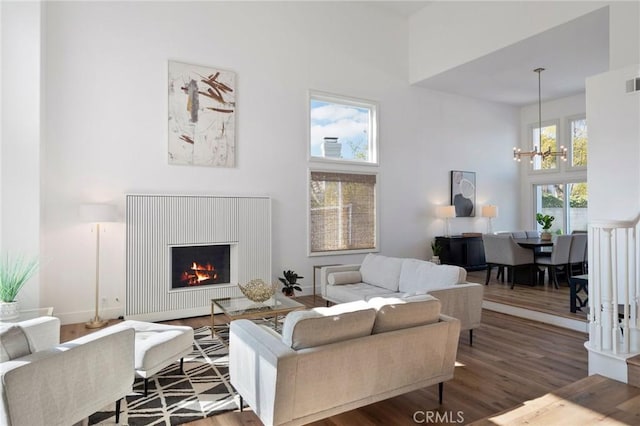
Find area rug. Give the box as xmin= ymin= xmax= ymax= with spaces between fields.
xmin=90 ymin=325 xmax=239 ymax=426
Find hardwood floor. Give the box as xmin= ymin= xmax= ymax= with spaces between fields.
xmin=467 ymin=269 xmax=588 ymax=322
xmin=59 ymin=295 xmax=628 ymax=426
xmin=170 ymin=297 xmax=590 ymax=426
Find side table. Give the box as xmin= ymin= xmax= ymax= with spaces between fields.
xmin=568 ymin=274 xmax=588 ymax=313
xmin=312 ymin=264 xmax=342 ymax=301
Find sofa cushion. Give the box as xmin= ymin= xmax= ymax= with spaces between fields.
xmin=325 ymin=282 xmax=397 ymax=303
xmin=360 ymin=253 xmax=402 ymax=292
xmin=328 ymin=270 xmax=362 ymax=285
xmin=398 ymin=258 xmax=435 ymax=293
xmin=281 ymin=301 xmax=376 ymax=350
xmin=399 ymin=259 xmax=467 ymax=293
xmin=0 ymin=325 xmax=32 ymax=362
xmin=368 ymin=296 xmax=441 ymax=334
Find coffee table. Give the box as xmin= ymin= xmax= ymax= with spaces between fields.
xmin=211 ymin=294 xmax=305 ymax=338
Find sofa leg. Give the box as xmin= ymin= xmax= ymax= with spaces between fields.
xmin=326 ymin=300 xmax=330 ymax=307
xmin=115 ymin=399 xmax=121 ymax=424
xmin=239 ymin=395 xmax=244 ymax=412
xmin=180 ymin=357 xmax=184 ymax=374
xmin=144 ymin=378 xmax=148 ymax=397
xmin=469 ymin=329 xmax=473 ymax=346
xmin=438 ymin=382 xmax=444 ymax=405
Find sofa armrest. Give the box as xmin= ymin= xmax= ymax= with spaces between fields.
xmin=17 ymin=316 xmax=60 ymax=351
xmin=428 ymin=282 xmax=483 ymax=331
xmin=319 ymin=264 xmax=361 ymax=298
xmin=229 ymin=319 xmax=298 ymax=426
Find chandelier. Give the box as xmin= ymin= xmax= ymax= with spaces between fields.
xmin=513 ymin=68 xmax=567 ymax=163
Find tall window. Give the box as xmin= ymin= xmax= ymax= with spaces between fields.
xmin=570 ymin=116 xmax=588 ymax=167
xmin=309 ymin=171 xmax=377 ymax=254
xmin=532 ymin=122 xmax=559 ymax=170
xmin=534 ymin=182 xmax=588 ymax=234
xmin=309 ymin=91 xmax=378 ymax=164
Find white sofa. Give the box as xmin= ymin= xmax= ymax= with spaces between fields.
xmin=1 ymin=316 xmax=135 ymax=426
xmin=320 ymin=253 xmax=483 ymax=344
xmin=229 ymin=297 xmax=460 ymax=426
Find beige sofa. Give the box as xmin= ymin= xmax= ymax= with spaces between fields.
xmin=320 ymin=253 xmax=483 ymax=344
xmin=0 ymin=316 xmax=135 ymax=426
xmin=229 ymin=297 xmax=461 ymax=426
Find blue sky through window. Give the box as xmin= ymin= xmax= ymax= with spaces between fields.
xmin=310 ymin=99 xmax=370 ymax=161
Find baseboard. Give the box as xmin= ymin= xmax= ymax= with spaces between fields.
xmin=55 ymin=306 xmax=124 ymax=326
xmin=482 ymin=300 xmax=588 ymax=333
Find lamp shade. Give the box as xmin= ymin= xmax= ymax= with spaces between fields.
xmin=79 ymin=203 xmax=118 ymax=223
xmin=436 ymin=205 xmax=456 ymax=219
xmin=482 ymin=205 xmax=498 ymax=218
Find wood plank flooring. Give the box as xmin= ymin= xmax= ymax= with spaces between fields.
xmin=59 ymin=295 xmax=635 ymax=426
xmin=467 ymin=269 xmax=588 ymax=322
xmin=173 ymin=297 xmax=590 ymax=426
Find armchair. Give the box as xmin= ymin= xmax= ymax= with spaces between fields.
xmin=1 ymin=316 xmax=135 ymax=426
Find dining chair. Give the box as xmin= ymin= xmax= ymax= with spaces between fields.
xmin=525 ymin=230 xmax=540 ymax=238
xmin=535 ymin=234 xmax=573 ymax=289
xmin=483 ymin=234 xmax=535 ymax=289
xmin=568 ymin=233 xmax=588 ymax=276
xmin=511 ymin=231 xmax=527 ymax=239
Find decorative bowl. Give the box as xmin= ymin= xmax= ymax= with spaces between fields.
xmin=238 ymin=279 xmax=276 ymax=303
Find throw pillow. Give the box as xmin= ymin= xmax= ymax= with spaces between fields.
xmin=327 ymin=270 xmax=362 ymax=285
xmin=0 ymin=325 xmax=33 ymax=362
xmin=281 ymin=301 xmax=376 ymax=350
xmin=368 ymin=296 xmax=441 ymax=334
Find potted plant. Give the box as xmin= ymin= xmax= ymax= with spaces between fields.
xmin=431 ymin=240 xmax=442 ymax=265
xmin=0 ymin=254 xmax=39 ymax=320
xmin=536 ymin=213 xmax=555 ymax=241
xmin=279 ymin=269 xmax=303 ymax=297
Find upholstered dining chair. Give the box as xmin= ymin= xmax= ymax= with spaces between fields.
xmin=568 ymin=232 xmax=588 ymax=276
xmin=535 ymin=234 xmax=573 ymax=289
xmin=483 ymin=234 xmax=535 ymax=289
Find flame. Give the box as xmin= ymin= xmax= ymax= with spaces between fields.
xmin=180 ymin=261 xmax=218 ymax=285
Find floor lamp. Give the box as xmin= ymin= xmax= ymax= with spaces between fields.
xmin=482 ymin=205 xmax=498 ymax=234
xmin=80 ymin=203 xmax=117 ymax=329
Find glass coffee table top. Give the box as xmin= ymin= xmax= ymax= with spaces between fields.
xmin=211 ymin=294 xmax=305 ymax=338
xmin=213 ymin=294 xmax=304 ymax=318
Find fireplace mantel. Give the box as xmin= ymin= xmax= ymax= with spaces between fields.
xmin=125 ymin=194 xmax=271 ymax=322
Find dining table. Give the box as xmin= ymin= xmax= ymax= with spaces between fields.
xmin=512 ymin=238 xmax=555 ymax=285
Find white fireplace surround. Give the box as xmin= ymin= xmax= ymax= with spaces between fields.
xmin=125 ymin=194 xmax=271 ymax=322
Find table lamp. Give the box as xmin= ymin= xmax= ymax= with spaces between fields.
xmin=482 ymin=205 xmax=498 ymax=234
xmin=79 ymin=203 xmax=118 ymax=329
xmin=436 ymin=205 xmax=456 ymax=237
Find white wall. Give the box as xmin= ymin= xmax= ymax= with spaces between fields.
xmin=29 ymin=1 xmax=519 ymax=324
xmin=1 ymin=1 xmax=42 ymax=309
xmin=409 ymin=1 xmax=606 ymax=84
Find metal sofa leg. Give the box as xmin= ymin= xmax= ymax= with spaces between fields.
xmin=438 ymin=382 xmax=444 ymax=404
xmin=180 ymin=357 xmax=184 ymax=374
xmin=239 ymin=395 xmax=244 ymax=412
xmin=144 ymin=378 xmax=148 ymax=397
xmin=469 ymin=329 xmax=473 ymax=346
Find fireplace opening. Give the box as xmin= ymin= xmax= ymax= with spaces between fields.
xmin=171 ymin=244 xmax=231 ymax=289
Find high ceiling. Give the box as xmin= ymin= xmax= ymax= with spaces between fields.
xmin=374 ymin=2 xmax=610 ymax=106
xmin=414 ymin=7 xmax=609 ymax=106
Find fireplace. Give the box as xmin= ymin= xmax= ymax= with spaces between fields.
xmin=170 ymin=244 xmax=231 ymax=289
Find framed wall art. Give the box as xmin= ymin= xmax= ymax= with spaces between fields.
xmin=168 ymin=60 xmax=236 ymax=167
xmin=450 ymin=170 xmax=476 ymax=217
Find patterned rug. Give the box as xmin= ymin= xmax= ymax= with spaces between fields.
xmin=90 ymin=325 xmax=239 ymax=426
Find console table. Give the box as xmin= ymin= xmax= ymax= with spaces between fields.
xmin=436 ymin=236 xmax=486 ymax=271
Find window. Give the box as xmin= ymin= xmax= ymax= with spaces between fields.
xmin=309 ymin=91 xmax=378 ymax=164
xmin=309 ymin=171 xmax=377 ymax=254
xmin=534 ymin=182 xmax=588 ymax=234
xmin=531 ymin=122 xmax=559 ymax=170
xmin=569 ymin=116 xmax=588 ymax=168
